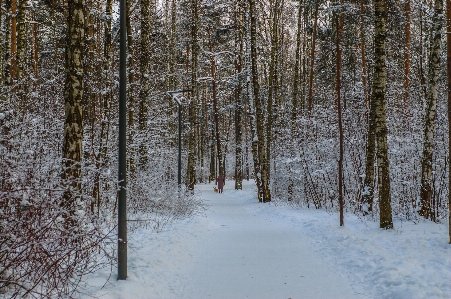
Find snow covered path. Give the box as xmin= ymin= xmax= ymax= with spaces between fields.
xmin=85 ymin=180 xmax=451 ymax=299
xmin=183 ymin=183 xmax=357 ymax=299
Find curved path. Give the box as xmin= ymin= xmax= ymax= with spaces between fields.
xmin=184 ymin=182 xmax=357 ymax=299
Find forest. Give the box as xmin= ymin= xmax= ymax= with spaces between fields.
xmin=0 ymin=0 xmax=450 ymax=296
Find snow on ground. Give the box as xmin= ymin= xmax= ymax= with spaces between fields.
xmin=83 ymin=180 xmax=451 ymax=299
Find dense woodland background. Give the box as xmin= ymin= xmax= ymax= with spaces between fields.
xmin=1 ymin=0 xmax=451 ymax=296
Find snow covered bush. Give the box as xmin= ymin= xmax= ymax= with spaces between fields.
xmin=0 ymin=79 xmax=204 ymax=297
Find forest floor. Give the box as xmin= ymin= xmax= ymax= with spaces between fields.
xmin=83 ymin=181 xmax=451 ymax=299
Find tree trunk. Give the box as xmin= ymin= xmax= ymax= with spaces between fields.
xmin=336 ymin=5 xmax=344 ymax=226
xmin=186 ymin=0 xmax=199 ymax=189
xmin=139 ymin=0 xmax=152 ymax=167
xmin=419 ymin=5 xmax=427 ymax=99
xmin=447 ymin=0 xmax=451 ymax=243
xmin=0 ymin=0 xmax=3 ymax=85
xmin=16 ymin=0 xmax=27 ymax=80
xmin=168 ymin=0 xmax=176 ymax=91
xmin=307 ymin=4 xmax=318 ymax=112
xmin=289 ymin=0 xmax=303 ymax=200
xmin=249 ymin=0 xmax=266 ymax=201
xmin=360 ymin=0 xmax=368 ymax=106
xmin=210 ymin=128 xmax=216 ymax=182
xmin=265 ymin=0 xmax=280 ymax=202
xmin=373 ymin=0 xmax=393 ymax=229
xmin=419 ymin=0 xmax=443 ymax=219
xmin=209 ymin=33 xmax=224 ymax=178
xmin=31 ymin=11 xmax=38 ymax=78
xmin=403 ymin=0 xmax=411 ymax=108
xmin=10 ymin=0 xmax=16 ymax=82
xmin=126 ymin=0 xmax=136 ymax=174
xmin=4 ymin=0 xmax=11 ymax=85
xmin=235 ymin=0 xmax=243 ymax=190
xmin=93 ymin=0 xmax=113 ymax=216
xmin=362 ymin=88 xmax=377 ymax=214
xmin=62 ymin=0 xmax=85 ymax=222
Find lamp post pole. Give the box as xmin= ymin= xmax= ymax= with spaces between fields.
xmin=177 ymin=103 xmax=182 ymax=185
xmin=117 ymin=0 xmax=127 ymax=281
xmin=167 ymin=90 xmax=191 ymax=186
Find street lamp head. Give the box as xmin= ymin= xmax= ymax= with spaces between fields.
xmin=167 ymin=90 xmax=192 ymax=107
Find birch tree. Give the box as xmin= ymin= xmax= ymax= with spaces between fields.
xmin=372 ymin=0 xmax=393 ymax=228
xmin=248 ymin=0 xmax=265 ymax=201
xmin=419 ymin=0 xmax=443 ymax=219
xmin=62 ymin=0 xmax=85 ymax=222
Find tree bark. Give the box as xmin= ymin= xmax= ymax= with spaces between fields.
xmin=419 ymin=0 xmax=443 ymax=219
xmin=360 ymin=0 xmax=368 ymax=106
xmin=186 ymin=0 xmax=199 ymax=189
xmin=10 ymin=0 xmax=16 ymax=82
xmin=336 ymin=4 xmax=344 ymax=226
xmin=62 ymin=0 xmax=85 ymax=221
xmin=249 ymin=0 xmax=267 ymax=201
xmin=126 ymin=0 xmax=136 ymax=174
xmin=16 ymin=0 xmax=27 ymax=80
xmin=265 ymin=0 xmax=280 ymax=202
xmin=209 ymin=33 xmax=224 ymax=178
xmin=210 ymin=127 xmax=216 ymax=182
xmin=4 ymin=0 xmax=11 ymax=85
xmin=0 ymin=0 xmax=3 ymax=85
xmin=362 ymin=88 xmax=377 ymax=214
xmin=31 ymin=11 xmax=39 ymax=78
xmin=307 ymin=4 xmax=318 ymax=112
xmin=289 ymin=0 xmax=303 ymax=200
xmin=235 ymin=0 xmax=243 ymax=190
xmin=372 ymin=0 xmax=393 ymax=228
xmin=168 ymin=0 xmax=176 ymax=91
xmin=447 ymin=0 xmax=451 ymax=243
xmin=139 ymin=0 xmax=152 ymax=167
xmin=403 ymin=0 xmax=411 ymax=108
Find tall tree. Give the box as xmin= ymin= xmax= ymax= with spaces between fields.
xmin=16 ymin=0 xmax=27 ymax=80
xmin=31 ymin=8 xmax=39 ymax=78
xmin=403 ymin=0 xmax=411 ymax=108
xmin=248 ymin=0 xmax=267 ymax=201
xmin=126 ymin=0 xmax=136 ymax=174
xmin=209 ymin=32 xmax=224 ymax=179
xmin=447 ymin=0 xmax=451 ymax=243
xmin=186 ymin=0 xmax=199 ymax=189
xmin=10 ymin=0 xmax=17 ymax=82
xmin=264 ymin=0 xmax=281 ymax=202
xmin=419 ymin=0 xmax=443 ymax=219
xmin=373 ymin=0 xmax=393 ymax=228
xmin=62 ymin=0 xmax=85 ymax=221
xmin=307 ymin=3 xmax=318 ymax=112
xmin=0 ymin=0 xmax=2 ymax=85
xmin=288 ymin=0 xmax=303 ymax=200
xmin=234 ymin=0 xmax=244 ymax=190
xmin=139 ymin=0 xmax=152 ymax=167
xmin=168 ymin=0 xmax=177 ymax=91
xmin=360 ymin=0 xmax=368 ymax=106
xmin=335 ymin=2 xmax=344 ymax=226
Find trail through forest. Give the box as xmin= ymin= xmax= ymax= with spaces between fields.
xmin=85 ymin=181 xmax=450 ymax=299
xmin=182 ymin=183 xmax=357 ymax=299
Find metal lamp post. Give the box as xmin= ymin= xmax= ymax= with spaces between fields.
xmin=167 ymin=90 xmax=191 ymax=186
